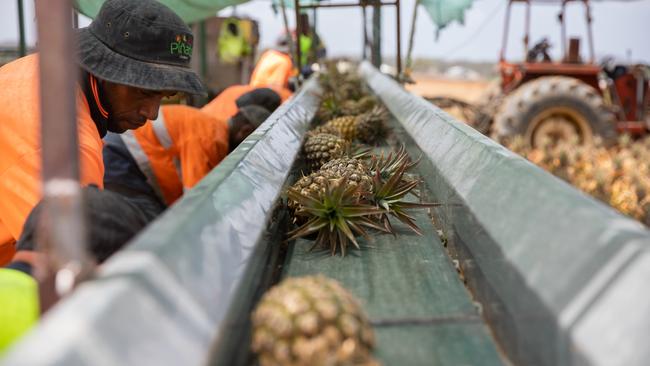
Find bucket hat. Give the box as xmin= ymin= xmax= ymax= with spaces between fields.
xmin=235 ymin=88 xmax=281 ymax=112
xmin=238 ymin=105 xmax=271 ymax=128
xmin=77 ymin=0 xmax=205 ymax=95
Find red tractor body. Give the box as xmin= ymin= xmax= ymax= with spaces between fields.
xmin=490 ymin=0 xmax=649 ymax=145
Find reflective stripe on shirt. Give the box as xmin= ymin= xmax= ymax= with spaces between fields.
xmin=120 ymin=130 xmax=166 ymax=202
xmin=151 ymin=112 xmax=183 ymax=186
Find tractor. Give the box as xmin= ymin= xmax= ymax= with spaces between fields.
xmin=433 ymin=0 xmax=649 ymax=147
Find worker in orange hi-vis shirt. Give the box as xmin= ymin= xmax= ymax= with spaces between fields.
xmin=0 ymin=0 xmax=205 ymax=266
xmin=201 ymin=86 xmax=288 ymax=122
xmin=249 ymin=49 xmax=295 ymax=90
xmin=102 ymin=104 xmax=272 ymax=219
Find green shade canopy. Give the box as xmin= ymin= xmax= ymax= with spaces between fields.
xmin=74 ymin=0 xmax=249 ymax=23
xmin=270 ymin=0 xmax=320 ymax=9
xmin=419 ymin=0 xmax=474 ymax=35
xmin=75 ymin=0 xmax=474 ymax=33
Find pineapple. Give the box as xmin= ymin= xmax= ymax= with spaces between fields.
xmin=339 ymin=80 xmax=364 ymax=101
xmin=316 ymin=92 xmax=345 ymax=123
xmin=287 ymin=157 xmax=373 ymax=225
xmin=287 ymin=176 xmax=386 ymax=255
xmin=610 ymin=176 xmax=642 ymax=218
xmin=324 ymin=106 xmax=388 ymax=144
xmin=340 ymin=96 xmax=378 ymax=116
xmin=325 ymin=115 xmax=357 ymax=141
xmin=309 ymin=124 xmax=344 ymax=138
xmin=304 ymin=133 xmax=350 ymax=172
xmin=251 ymin=275 xmax=379 ymax=366
xmin=290 ymin=151 xmax=414 ymax=220
xmin=320 ymin=158 xmax=374 ymax=194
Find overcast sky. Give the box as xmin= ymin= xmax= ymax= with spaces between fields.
xmin=1 ymin=0 xmax=648 ymax=63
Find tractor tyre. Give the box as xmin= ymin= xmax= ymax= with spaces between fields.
xmin=491 ymin=76 xmax=617 ymax=147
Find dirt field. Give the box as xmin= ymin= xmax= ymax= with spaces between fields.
xmin=406 ymin=73 xmax=490 ymax=103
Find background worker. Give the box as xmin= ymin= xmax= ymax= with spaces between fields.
xmin=0 ymin=0 xmax=204 ymax=266
xmin=249 ymin=14 xmax=326 ymax=90
xmin=250 ymin=44 xmax=295 ymax=91
xmin=201 ymin=86 xmax=284 ymax=122
xmin=295 ymin=13 xmax=327 ymax=74
xmin=0 ymin=186 xmax=149 ymax=353
xmin=103 ymin=104 xmax=271 ymax=218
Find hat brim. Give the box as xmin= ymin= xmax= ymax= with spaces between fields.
xmin=77 ymin=28 xmax=206 ymax=96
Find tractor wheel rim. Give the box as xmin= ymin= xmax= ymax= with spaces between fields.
xmin=526 ymin=106 xmax=593 ymax=147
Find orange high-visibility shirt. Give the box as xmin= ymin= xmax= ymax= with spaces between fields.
xmin=129 ymin=105 xmax=229 ymax=206
xmin=202 ymin=84 xmax=255 ymax=121
xmin=201 ymin=84 xmax=292 ymax=122
xmin=0 ymin=55 xmax=104 ymax=265
xmin=249 ymin=50 xmax=294 ymax=90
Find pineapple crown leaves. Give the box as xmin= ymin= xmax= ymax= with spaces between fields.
xmin=370 ymin=155 xmax=441 ymax=236
xmin=369 ymin=145 xmax=420 ymax=180
xmin=287 ymin=177 xmax=388 ymax=256
xmin=349 ymin=143 xmax=372 ymax=160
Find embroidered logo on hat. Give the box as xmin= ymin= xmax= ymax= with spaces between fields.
xmin=170 ymin=34 xmax=193 ymax=60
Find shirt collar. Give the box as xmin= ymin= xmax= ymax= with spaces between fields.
xmin=80 ymin=70 xmax=110 ymax=138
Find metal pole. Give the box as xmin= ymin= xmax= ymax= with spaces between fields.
xmin=199 ymin=21 xmax=208 ymax=79
xmin=396 ymin=0 xmax=402 ymax=75
xmin=405 ymin=0 xmax=419 ymax=72
xmin=310 ymin=8 xmax=316 ymax=53
xmin=560 ymin=0 xmax=567 ymax=60
xmin=279 ymin=0 xmax=297 ymax=68
xmin=584 ymin=0 xmax=595 ymax=63
xmin=500 ymin=1 xmax=512 ymax=61
xmin=371 ymin=0 xmax=382 ymax=67
xmin=524 ymin=0 xmax=530 ymax=57
xmin=17 ymin=0 xmax=26 ymax=57
xmin=294 ymin=0 xmax=302 ymax=72
xmin=362 ymin=4 xmax=369 ymax=60
xmin=35 ymin=0 xmax=92 ymax=305
xmin=72 ymin=8 xmax=79 ymax=29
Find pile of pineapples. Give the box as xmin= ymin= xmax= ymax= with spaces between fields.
xmin=287 ymin=63 xmax=435 ymax=256
xmin=507 ymin=135 xmax=650 ymax=225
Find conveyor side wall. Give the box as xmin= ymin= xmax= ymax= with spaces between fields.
xmin=359 ymin=61 xmax=650 ymax=366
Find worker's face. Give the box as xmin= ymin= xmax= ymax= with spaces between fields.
xmin=102 ymin=81 xmax=176 ymax=133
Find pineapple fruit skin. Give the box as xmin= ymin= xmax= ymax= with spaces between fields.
xmin=289 ymin=157 xmax=374 ymax=214
xmin=303 ymin=133 xmax=350 ymax=172
xmin=320 ymin=158 xmax=373 ymax=194
xmin=326 ymin=116 xmax=358 ymax=141
xmin=323 ymin=107 xmax=387 ymax=145
xmin=341 ymin=96 xmax=378 ymax=116
xmin=251 ymin=276 xmax=378 ymax=366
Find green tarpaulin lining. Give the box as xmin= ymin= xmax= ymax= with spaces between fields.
xmin=74 ymin=0 xmax=248 ymax=23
